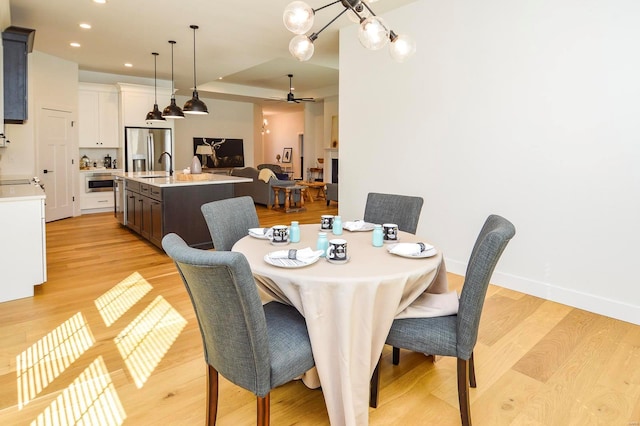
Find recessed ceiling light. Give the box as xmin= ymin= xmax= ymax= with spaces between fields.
xmin=79 ymin=23 xmax=91 ymax=29
xmin=70 ymin=42 xmax=81 ymax=48
xmin=124 ymin=63 xmax=133 ymax=67
xmin=93 ymin=0 xmax=107 ymax=4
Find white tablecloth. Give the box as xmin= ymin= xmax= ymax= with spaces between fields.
xmin=233 ymin=224 xmax=448 ymax=426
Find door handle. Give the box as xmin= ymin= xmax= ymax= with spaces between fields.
xmin=43 ymin=170 xmax=54 ymax=173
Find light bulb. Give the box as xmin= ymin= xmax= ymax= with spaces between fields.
xmin=389 ymin=34 xmax=416 ymax=62
xmin=289 ymin=35 xmax=315 ymax=61
xmin=358 ymin=16 xmax=390 ymax=50
xmin=283 ymin=1 xmax=315 ymax=34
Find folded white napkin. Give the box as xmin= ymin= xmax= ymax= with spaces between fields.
xmin=395 ymin=291 xmax=460 ymax=319
xmin=249 ymin=227 xmax=272 ymax=238
xmin=344 ymin=220 xmax=366 ymax=231
xmin=389 ymin=242 xmax=435 ymax=256
xmin=269 ymin=247 xmax=323 ymax=261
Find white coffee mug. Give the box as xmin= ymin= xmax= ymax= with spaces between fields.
xmin=383 ymin=223 xmax=399 ymax=241
xmin=326 ymin=238 xmax=348 ymax=261
xmin=271 ymin=225 xmax=289 ymax=244
xmin=321 ymin=215 xmax=334 ymax=230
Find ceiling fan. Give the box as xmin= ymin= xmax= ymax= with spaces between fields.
xmin=268 ymin=74 xmax=315 ymax=103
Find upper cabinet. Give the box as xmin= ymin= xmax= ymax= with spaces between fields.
xmin=117 ymin=83 xmax=173 ymax=129
xmin=2 ymin=26 xmax=35 ymax=124
xmin=78 ymin=83 xmax=119 ymax=148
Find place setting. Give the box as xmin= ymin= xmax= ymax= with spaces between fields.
xmin=387 ymin=242 xmax=437 ymax=258
xmin=248 ymin=227 xmax=272 ymax=240
xmin=263 ymin=247 xmax=324 ymax=268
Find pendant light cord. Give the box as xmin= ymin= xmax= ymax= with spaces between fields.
xmin=191 ymin=25 xmax=198 ymax=91
xmin=153 ymin=52 xmax=158 ymax=103
xmin=169 ymin=40 xmax=176 ymax=100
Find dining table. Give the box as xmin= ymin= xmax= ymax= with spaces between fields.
xmin=232 ymin=223 xmax=451 ymax=426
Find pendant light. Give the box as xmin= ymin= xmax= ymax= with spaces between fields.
xmin=145 ymin=52 xmax=166 ymax=122
xmin=183 ymin=25 xmax=208 ymax=115
xmin=162 ymin=40 xmax=184 ymax=119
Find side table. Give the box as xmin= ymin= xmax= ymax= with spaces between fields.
xmin=296 ymin=181 xmax=326 ymax=202
xmin=272 ymin=185 xmax=307 ymax=213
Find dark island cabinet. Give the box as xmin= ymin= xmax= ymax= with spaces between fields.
xmin=123 ymin=178 xmax=234 ymax=249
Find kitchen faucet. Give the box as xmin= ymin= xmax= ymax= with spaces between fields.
xmin=158 ymin=151 xmax=173 ymax=176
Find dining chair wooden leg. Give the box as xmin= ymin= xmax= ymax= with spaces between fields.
xmin=469 ymin=352 xmax=477 ymax=388
xmin=457 ymin=358 xmax=472 ymax=426
xmin=392 ymin=347 xmax=400 ymax=365
xmin=206 ymin=365 xmax=219 ymax=426
xmin=369 ymin=357 xmax=381 ymax=408
xmin=257 ymin=394 xmax=270 ymax=426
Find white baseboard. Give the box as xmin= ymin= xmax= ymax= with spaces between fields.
xmin=445 ymin=258 xmax=639 ymax=326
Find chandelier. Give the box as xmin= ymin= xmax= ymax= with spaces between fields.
xmin=283 ymin=0 xmax=416 ymax=62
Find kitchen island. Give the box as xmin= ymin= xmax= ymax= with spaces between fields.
xmin=0 ymin=182 xmax=47 ymax=303
xmin=114 ymin=171 xmax=252 ymax=249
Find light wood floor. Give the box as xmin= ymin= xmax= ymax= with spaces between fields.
xmin=1 ymin=201 xmax=639 ymax=425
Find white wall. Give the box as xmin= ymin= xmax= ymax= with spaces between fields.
xmin=173 ymin=95 xmax=255 ymax=171
xmin=0 ymin=52 xmax=78 ymax=179
xmin=339 ymin=0 xmax=640 ymax=324
xmin=264 ymin=111 xmax=304 ymax=174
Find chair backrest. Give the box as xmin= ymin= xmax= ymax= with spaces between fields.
xmin=456 ymin=215 xmax=516 ymax=359
xmin=162 ymin=233 xmax=273 ymax=396
xmin=201 ymin=196 xmax=259 ymax=251
xmin=363 ymin=192 xmax=424 ymax=234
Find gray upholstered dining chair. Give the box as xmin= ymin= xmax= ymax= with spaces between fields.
xmin=363 ymin=192 xmax=424 ymax=234
xmin=201 ymin=196 xmax=259 ymax=251
xmin=370 ymin=214 xmax=515 ymax=426
xmin=162 ymin=233 xmax=316 ymax=426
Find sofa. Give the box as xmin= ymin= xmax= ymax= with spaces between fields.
xmin=257 ymin=163 xmax=289 ymax=180
xmin=231 ymin=167 xmax=299 ymax=208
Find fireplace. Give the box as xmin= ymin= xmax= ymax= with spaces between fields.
xmin=324 ymin=148 xmax=339 ymax=183
xmin=332 ymin=159 xmax=338 ymax=183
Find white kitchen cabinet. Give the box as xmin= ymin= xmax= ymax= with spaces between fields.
xmin=117 ymin=83 xmax=173 ymax=128
xmin=0 ymin=185 xmax=47 ymax=303
xmin=80 ymin=192 xmax=114 ymax=211
xmin=78 ymin=83 xmax=119 ymax=148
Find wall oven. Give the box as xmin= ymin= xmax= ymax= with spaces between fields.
xmin=85 ymin=173 xmax=114 ymax=193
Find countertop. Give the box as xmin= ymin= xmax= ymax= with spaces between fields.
xmin=113 ymin=171 xmax=252 ymax=188
xmin=0 ymin=183 xmax=46 ymax=202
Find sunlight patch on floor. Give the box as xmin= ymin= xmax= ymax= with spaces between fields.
xmin=30 ymin=356 xmax=126 ymax=426
xmin=114 ymin=296 xmax=187 ymax=388
xmin=94 ymin=272 xmax=153 ymax=327
xmin=17 ymin=312 xmax=95 ymax=409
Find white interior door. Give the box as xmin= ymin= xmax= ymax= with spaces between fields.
xmin=38 ymin=108 xmax=74 ymax=222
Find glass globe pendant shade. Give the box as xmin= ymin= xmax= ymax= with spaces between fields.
xmin=389 ymin=33 xmax=416 ymax=62
xmin=289 ymin=35 xmax=315 ymax=61
xmin=358 ymin=16 xmax=390 ymax=50
xmin=283 ymin=1 xmax=315 ymax=34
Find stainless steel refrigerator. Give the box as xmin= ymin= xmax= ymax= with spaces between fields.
xmin=124 ymin=127 xmax=173 ymax=172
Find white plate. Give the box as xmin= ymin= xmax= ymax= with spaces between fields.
xmin=326 ymin=256 xmax=350 ymax=264
xmin=343 ymin=222 xmax=376 ymax=232
xmin=387 ymin=243 xmax=437 ymax=258
xmin=248 ymin=228 xmax=271 ymax=240
xmin=264 ymin=254 xmax=320 ymax=268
